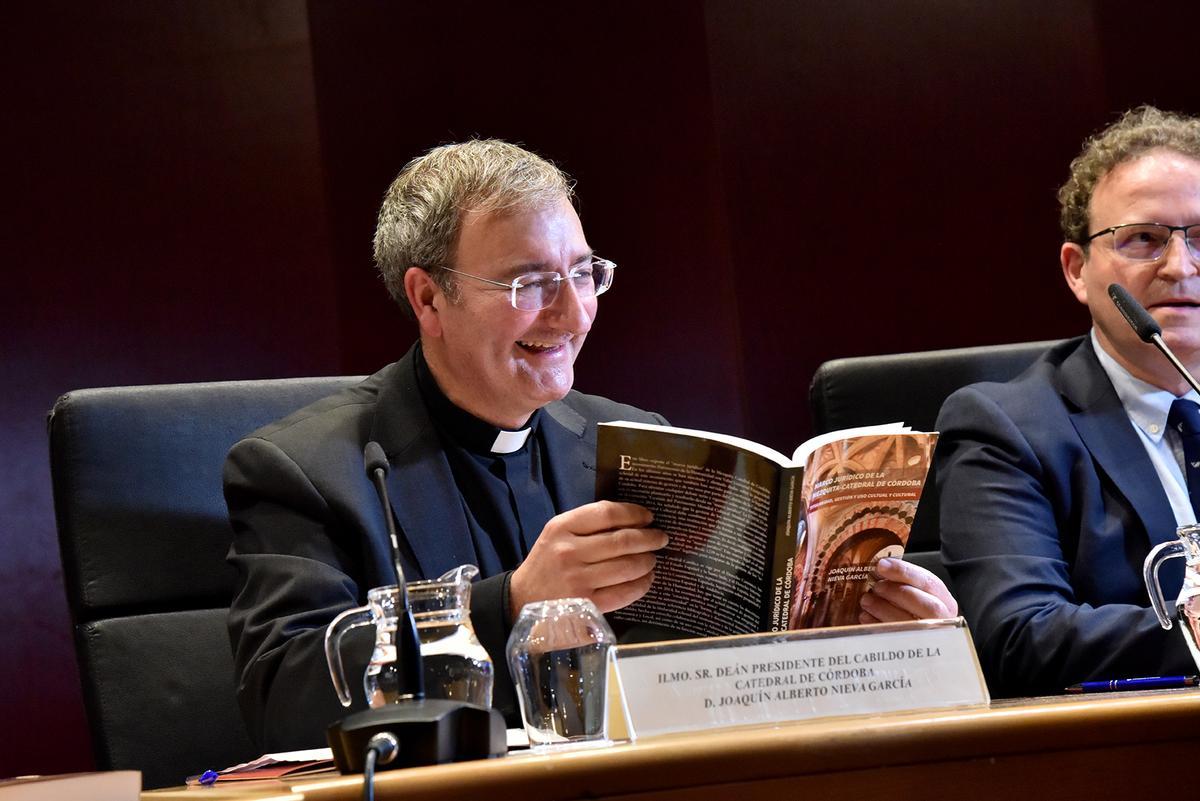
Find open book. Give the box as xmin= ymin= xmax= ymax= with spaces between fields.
xmin=595 ymin=422 xmax=937 ymax=638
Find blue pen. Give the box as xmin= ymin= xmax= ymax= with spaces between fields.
xmin=1064 ymin=675 xmax=1200 ymax=693
xmin=198 ymin=769 xmax=220 ymax=786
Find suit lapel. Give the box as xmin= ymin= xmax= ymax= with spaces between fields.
xmin=369 ymin=354 xmax=602 ymax=573
xmin=1061 ymin=339 xmax=1179 ymax=548
xmin=369 ymin=348 xmax=478 ymax=579
xmin=541 ymin=396 xmax=600 ymax=519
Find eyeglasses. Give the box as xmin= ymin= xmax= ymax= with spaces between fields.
xmin=1085 ymin=223 xmax=1200 ymax=261
xmin=440 ymin=258 xmax=616 ymax=311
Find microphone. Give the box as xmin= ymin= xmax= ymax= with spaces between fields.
xmin=324 ymin=443 xmax=504 ymax=775
xmin=363 ymin=444 xmax=411 ymax=622
xmin=362 ymin=441 xmax=424 ymax=699
xmin=1108 ymin=284 xmax=1200 ymax=395
xmin=1108 ymin=282 xmax=1162 ymax=342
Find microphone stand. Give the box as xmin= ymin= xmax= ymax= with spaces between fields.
xmin=325 ymin=443 xmax=505 ymax=775
xmin=1147 ymin=334 xmax=1200 ymax=396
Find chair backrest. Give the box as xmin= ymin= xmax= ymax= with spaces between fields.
xmin=48 ymin=375 xmax=363 ymax=789
xmin=808 ymin=340 xmax=1064 ymax=579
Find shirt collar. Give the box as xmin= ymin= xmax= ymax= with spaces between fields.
xmin=414 ymin=343 xmax=539 ymax=455
xmin=1091 ymin=328 xmax=1199 ymax=443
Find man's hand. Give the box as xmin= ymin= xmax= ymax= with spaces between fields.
xmin=508 ymin=501 xmax=668 ymax=618
xmin=858 ymin=557 xmax=958 ymax=623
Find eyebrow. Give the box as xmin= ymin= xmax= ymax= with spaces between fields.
xmin=496 ymin=251 xmax=594 ymax=281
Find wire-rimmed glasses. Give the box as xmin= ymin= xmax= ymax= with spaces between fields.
xmin=1085 ymin=223 xmax=1200 ymax=261
xmin=441 ymin=258 xmax=615 ymax=311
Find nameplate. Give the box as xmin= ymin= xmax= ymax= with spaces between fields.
xmin=611 ymin=618 xmax=988 ymax=739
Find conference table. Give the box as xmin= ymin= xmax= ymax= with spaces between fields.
xmin=142 ymin=688 xmax=1198 ymax=800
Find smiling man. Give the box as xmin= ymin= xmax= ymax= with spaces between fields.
xmin=224 ymin=141 xmax=669 ymax=749
xmin=936 ymin=106 xmax=1200 ymax=697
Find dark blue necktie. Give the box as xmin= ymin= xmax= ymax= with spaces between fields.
xmin=1167 ymin=398 xmax=1200 ymax=519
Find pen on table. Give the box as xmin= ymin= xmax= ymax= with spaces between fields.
xmin=1064 ymin=675 xmax=1200 ymax=694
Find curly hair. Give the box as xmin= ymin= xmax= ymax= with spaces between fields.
xmin=1058 ymin=105 xmax=1200 ymax=245
xmin=373 ymin=139 xmax=574 ymax=318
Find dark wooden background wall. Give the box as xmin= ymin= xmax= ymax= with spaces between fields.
xmin=4 ymin=0 xmax=1197 ymax=777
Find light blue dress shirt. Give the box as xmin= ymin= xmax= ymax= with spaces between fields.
xmin=1091 ymin=329 xmax=1200 ymax=527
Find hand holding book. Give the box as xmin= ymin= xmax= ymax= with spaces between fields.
xmin=859 ymin=556 xmax=958 ymax=623
xmin=507 ymin=500 xmax=668 ymax=618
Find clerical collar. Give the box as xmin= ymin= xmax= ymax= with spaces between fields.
xmin=414 ymin=344 xmax=539 ymax=455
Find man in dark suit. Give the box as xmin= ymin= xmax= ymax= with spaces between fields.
xmin=224 ymin=140 xmax=670 ymax=749
xmin=937 ymin=106 xmax=1200 ymax=697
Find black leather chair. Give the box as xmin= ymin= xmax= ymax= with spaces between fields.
xmin=48 ymin=375 xmax=362 ymax=789
xmin=808 ymin=340 xmax=1064 ymax=584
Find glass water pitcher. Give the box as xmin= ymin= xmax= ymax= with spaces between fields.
xmin=1144 ymin=524 xmax=1200 ymax=670
xmin=325 ymin=564 xmax=494 ymax=709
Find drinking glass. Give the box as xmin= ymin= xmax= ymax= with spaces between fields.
xmin=506 ymin=598 xmax=616 ymax=750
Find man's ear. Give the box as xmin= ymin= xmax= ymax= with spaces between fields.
xmin=404 ymin=267 xmax=443 ymax=338
xmin=1061 ymin=242 xmax=1089 ymax=306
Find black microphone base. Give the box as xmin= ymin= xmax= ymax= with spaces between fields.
xmin=327 ymin=700 xmax=506 ymax=773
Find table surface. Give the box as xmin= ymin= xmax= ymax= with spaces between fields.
xmin=141 ymin=688 xmax=1200 ymax=800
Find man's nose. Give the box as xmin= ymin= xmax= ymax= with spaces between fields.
xmin=1159 ymin=231 xmax=1200 ymax=279
xmin=543 ymin=278 xmax=594 ymax=332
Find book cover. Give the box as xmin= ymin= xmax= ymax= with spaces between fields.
xmin=595 ymin=422 xmax=802 ymax=638
xmin=596 ymin=421 xmax=937 ymax=639
xmin=788 ymin=431 xmax=938 ymax=629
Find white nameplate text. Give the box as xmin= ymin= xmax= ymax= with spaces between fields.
xmin=611 ymin=618 xmax=988 ymax=739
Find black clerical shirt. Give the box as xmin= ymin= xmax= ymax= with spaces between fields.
xmin=413 ymin=346 xmax=559 ymax=576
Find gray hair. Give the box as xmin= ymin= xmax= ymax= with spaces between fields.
xmin=1058 ymin=105 xmax=1200 ymax=245
xmin=373 ymin=139 xmax=574 ymax=317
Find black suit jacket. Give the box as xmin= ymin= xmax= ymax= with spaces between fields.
xmin=936 ymin=336 xmax=1192 ymax=697
xmin=224 ymin=346 xmax=665 ymax=749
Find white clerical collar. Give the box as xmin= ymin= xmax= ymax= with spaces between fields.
xmin=490 ymin=427 xmax=532 ymax=454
